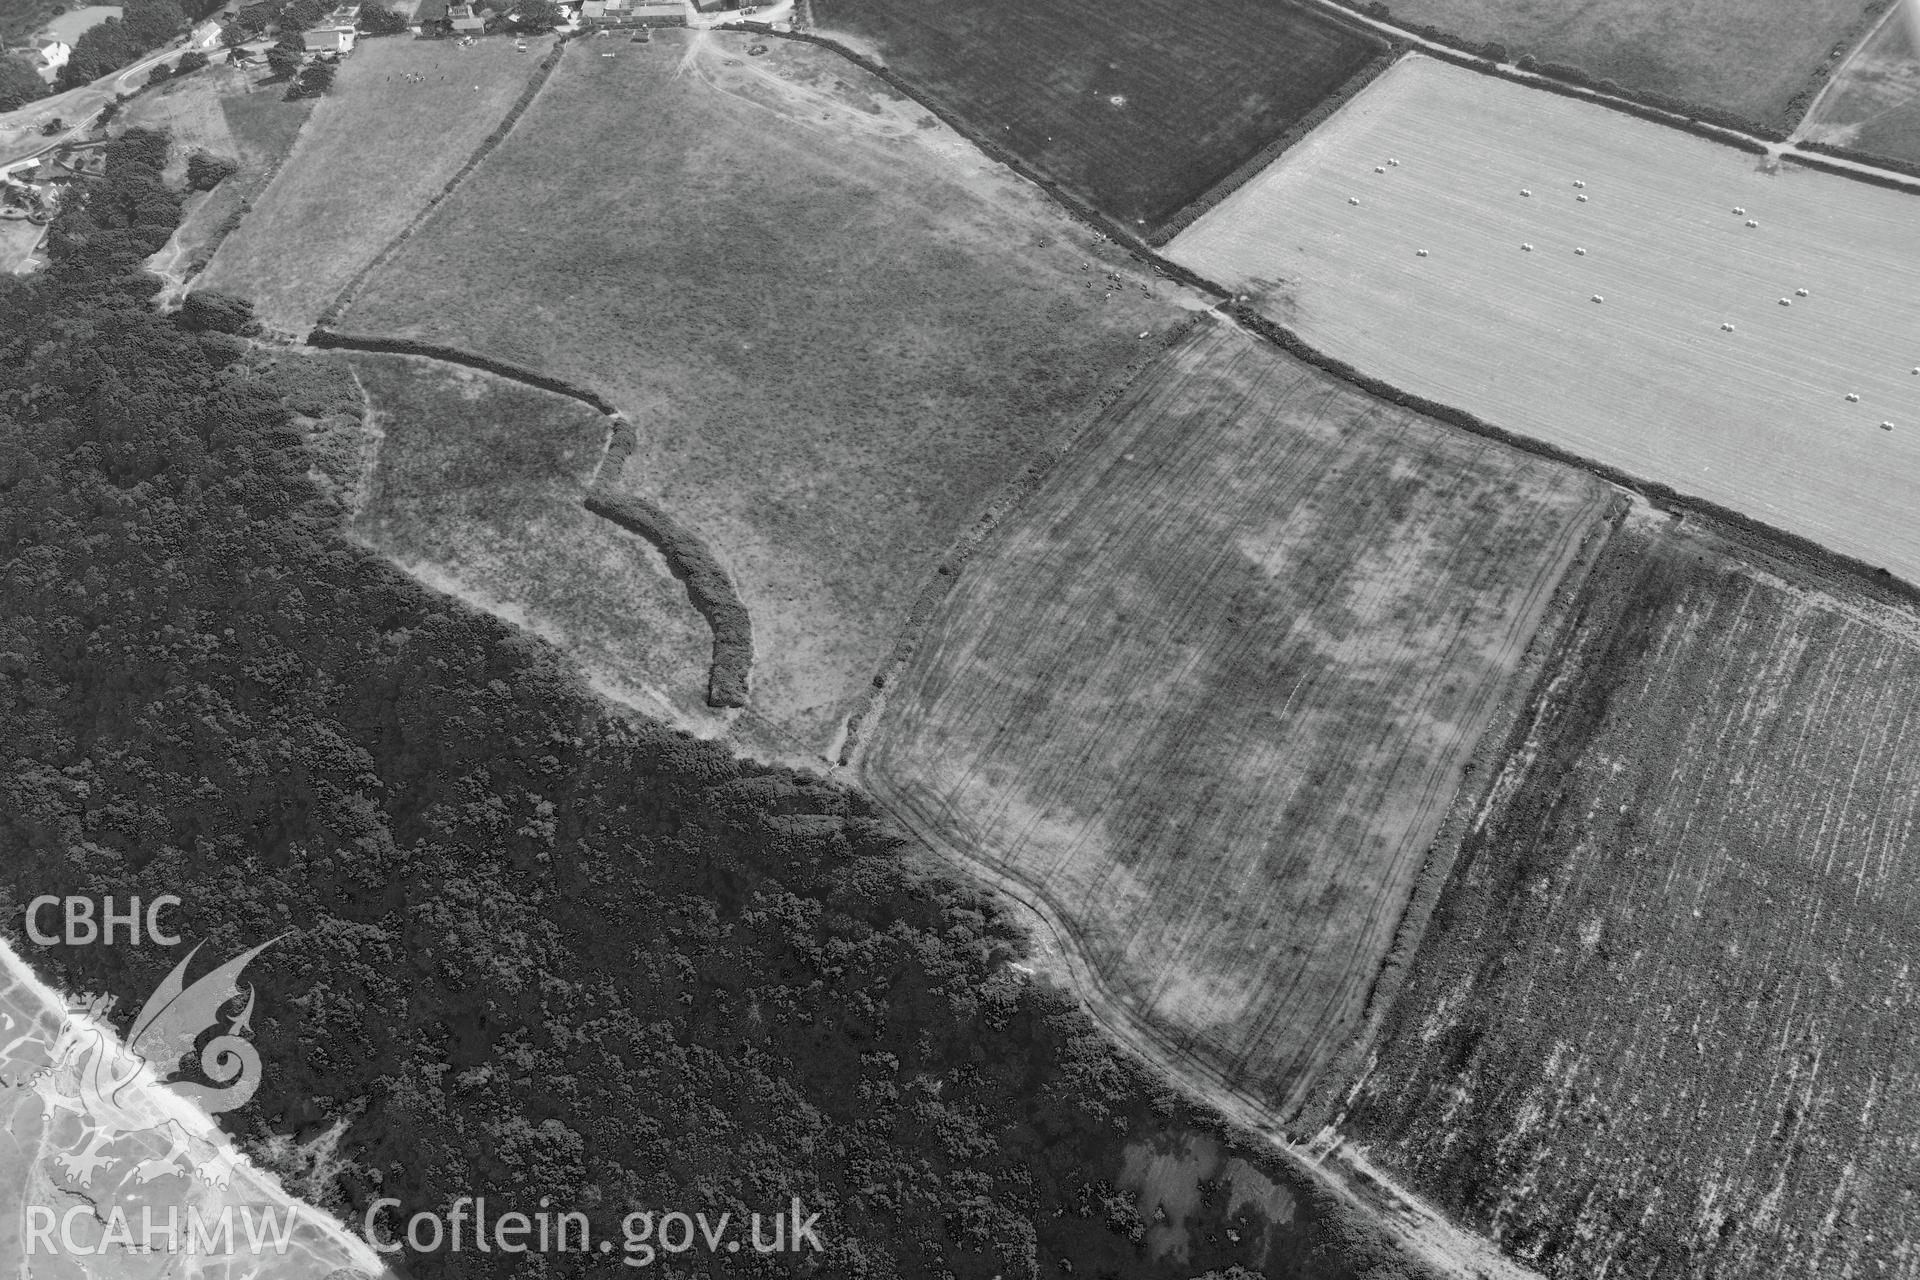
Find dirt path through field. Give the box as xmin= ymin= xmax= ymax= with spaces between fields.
xmin=867 ymin=775 xmax=1544 ymax=1280
xmin=1793 ymin=0 xmax=1913 ymax=142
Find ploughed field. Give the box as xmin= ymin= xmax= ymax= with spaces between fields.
xmin=1168 ymin=55 xmax=1920 ymax=585
xmin=342 ymin=30 xmax=1186 ymax=755
xmin=1341 ymin=517 xmax=1920 ymax=1279
xmin=1361 ymin=0 xmax=1870 ymax=128
xmin=810 ymin=0 xmax=1383 ymax=234
xmin=198 ymin=34 xmax=556 ymax=335
xmin=865 ymin=318 xmax=1610 ymax=1114
xmin=344 ymin=354 xmax=724 ymax=734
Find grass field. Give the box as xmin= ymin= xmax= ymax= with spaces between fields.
xmin=1369 ymin=0 xmax=1869 ymax=127
xmin=120 ymin=66 xmax=313 ymax=295
xmin=1340 ymin=516 xmax=1920 ymax=1279
xmin=342 ymin=30 xmax=1190 ymax=754
xmin=1169 ymin=55 xmax=1920 ymax=586
xmin=864 ymin=318 xmax=1611 ymax=1115
xmin=1802 ymin=8 xmax=1920 ymax=164
xmin=345 ymin=353 xmax=725 ymax=731
xmin=810 ymin=0 xmax=1382 ymax=234
xmin=198 ymin=34 xmax=555 ymax=334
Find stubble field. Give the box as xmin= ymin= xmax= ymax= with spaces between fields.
xmin=1361 ymin=0 xmax=1870 ymax=127
xmin=864 ymin=318 xmax=1611 ymax=1115
xmin=198 ymin=34 xmax=555 ymax=334
xmin=1340 ymin=517 xmax=1920 ymax=1279
xmin=810 ymin=0 xmax=1383 ymax=234
xmin=1168 ymin=54 xmax=1920 ymax=585
xmin=342 ymin=31 xmax=1188 ymax=755
xmin=345 ymin=353 xmax=724 ymax=733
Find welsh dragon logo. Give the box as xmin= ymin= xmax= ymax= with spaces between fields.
xmin=34 ymin=937 xmax=281 ymax=1190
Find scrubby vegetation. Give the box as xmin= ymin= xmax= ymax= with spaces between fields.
xmin=0 ymin=49 xmax=47 ymax=109
xmin=588 ymin=418 xmax=752 ymax=710
xmin=55 ymin=0 xmax=188 ymax=89
xmin=0 ymin=122 xmax=1429 ymax=1280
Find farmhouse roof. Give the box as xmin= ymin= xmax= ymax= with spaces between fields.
xmin=450 ymin=13 xmax=484 ymax=27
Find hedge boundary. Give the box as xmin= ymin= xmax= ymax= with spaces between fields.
xmin=1225 ymin=301 xmax=1920 ymax=608
xmin=1410 ymin=44 xmax=1774 ymax=154
xmin=833 ymin=311 xmax=1209 ymax=768
xmin=1317 ymin=0 xmax=1796 ymax=137
xmin=312 ymin=328 xmax=755 ymax=707
xmin=316 ymin=28 xmax=577 ymax=329
xmin=1800 ymin=139 xmax=1920 ymax=183
xmin=586 ymin=486 xmax=754 ymax=711
xmin=1785 ymin=147 xmax=1920 ymax=196
xmin=1149 ymin=45 xmax=1401 ymax=246
xmin=309 ymin=326 xmax=619 ymax=412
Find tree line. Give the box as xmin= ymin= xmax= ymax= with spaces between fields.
xmin=0 ymin=127 xmax=1431 ymax=1280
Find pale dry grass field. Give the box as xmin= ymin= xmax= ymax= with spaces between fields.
xmin=347 ymin=353 xmax=725 ymax=734
xmin=198 ymin=34 xmax=554 ymax=333
xmin=1169 ymin=55 xmax=1920 ymax=585
xmin=865 ymin=318 xmax=1610 ymax=1114
xmin=343 ymin=31 xmax=1191 ymax=755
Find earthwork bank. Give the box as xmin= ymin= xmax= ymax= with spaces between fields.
xmin=199 ymin=33 xmax=557 ymax=334
xmin=342 ymin=29 xmax=1192 ymax=757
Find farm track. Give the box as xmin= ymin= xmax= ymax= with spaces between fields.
xmin=1342 ymin=517 xmax=1920 ymax=1278
xmin=863 ymin=319 xmax=1611 ymax=1277
xmin=253 ymin=27 xmax=1920 ymax=1280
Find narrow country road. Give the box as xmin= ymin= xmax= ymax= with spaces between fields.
xmin=0 ymin=41 xmax=193 ymax=169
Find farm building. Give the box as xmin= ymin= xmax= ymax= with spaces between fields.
xmin=447 ymin=2 xmax=486 ymax=31
xmin=35 ymin=40 xmax=69 ymax=73
xmin=188 ymin=18 xmax=222 ymax=46
xmin=585 ymin=0 xmax=685 ymax=26
xmin=304 ymin=2 xmax=360 ymax=50
xmin=303 ymin=23 xmax=356 ymax=50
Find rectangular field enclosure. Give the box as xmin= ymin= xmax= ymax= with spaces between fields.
xmin=1169 ymin=55 xmax=1920 ymax=587
xmin=865 ymin=318 xmax=1611 ymax=1114
xmin=1341 ymin=518 xmax=1920 ymax=1280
